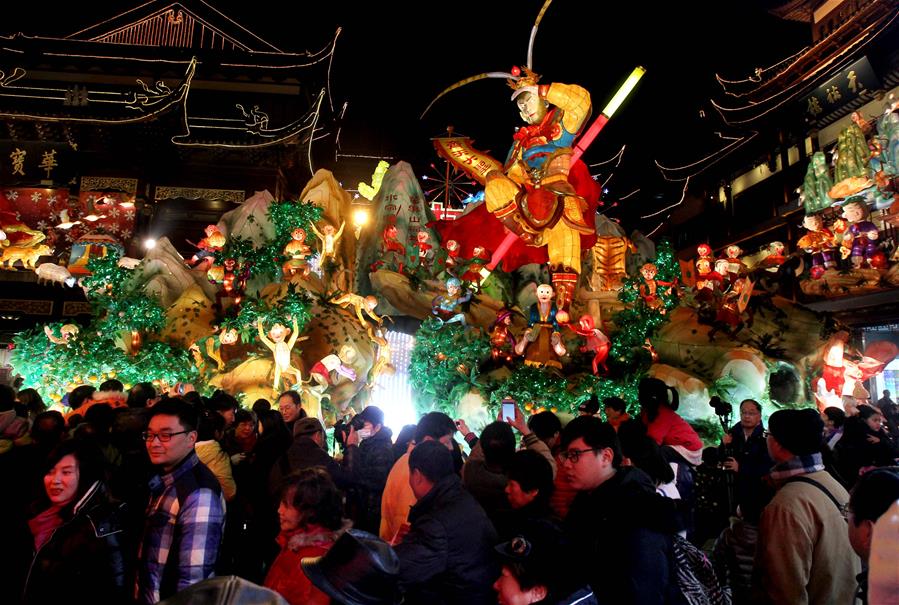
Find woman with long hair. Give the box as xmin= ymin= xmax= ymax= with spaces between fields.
xmin=835 ymin=405 xmax=898 ymax=487
xmin=638 ymin=377 xmax=703 ymax=537
xmin=638 ymin=378 xmax=703 ymax=464
xmin=23 ymin=440 xmax=126 ymax=604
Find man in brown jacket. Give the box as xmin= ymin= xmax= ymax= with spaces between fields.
xmin=755 ymin=408 xmax=860 ymax=604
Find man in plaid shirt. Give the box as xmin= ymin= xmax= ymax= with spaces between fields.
xmin=136 ymin=399 xmax=225 ymax=604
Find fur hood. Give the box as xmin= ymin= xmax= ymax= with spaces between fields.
xmin=0 ymin=408 xmax=28 ymax=438
xmin=286 ymin=519 xmax=352 ymax=552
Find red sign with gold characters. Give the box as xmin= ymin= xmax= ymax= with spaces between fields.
xmin=432 ymin=137 xmax=502 ymax=186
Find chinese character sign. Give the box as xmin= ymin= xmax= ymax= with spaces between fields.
xmin=1 ymin=143 xmax=73 ymax=182
xmin=432 ymin=137 xmax=502 ymax=185
xmin=10 ymin=149 xmax=26 ymax=176
xmin=804 ymin=57 xmax=880 ymax=119
xmin=39 ymin=150 xmax=58 ymax=179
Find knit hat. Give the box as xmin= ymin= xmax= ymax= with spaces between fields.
xmin=577 ymin=396 xmax=599 ymax=415
xmin=294 ymin=417 xmax=324 ymax=438
xmin=357 ymin=405 xmax=385 ymax=427
xmin=768 ymin=408 xmax=824 ymax=456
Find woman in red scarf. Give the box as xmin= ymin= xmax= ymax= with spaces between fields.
xmin=264 ymin=467 xmax=350 ymax=605
xmin=23 ymin=440 xmax=126 ymax=604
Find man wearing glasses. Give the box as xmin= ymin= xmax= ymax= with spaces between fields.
xmin=135 ymin=399 xmax=226 ymax=604
xmin=559 ymin=416 xmax=681 ymax=604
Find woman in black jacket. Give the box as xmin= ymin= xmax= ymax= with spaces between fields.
xmin=23 ymin=440 xmax=126 ymax=604
xmin=835 ymin=405 xmax=898 ymax=487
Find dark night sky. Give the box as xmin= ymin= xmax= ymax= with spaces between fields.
xmin=5 ymin=1 xmax=809 ymax=226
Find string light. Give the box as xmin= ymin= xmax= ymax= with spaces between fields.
xmin=646 ymin=217 xmax=669 ymax=237
xmin=0 ymin=58 xmax=197 ymax=124
xmin=588 ymin=144 xmax=626 ymax=169
xmin=715 ymin=44 xmax=811 ymax=91
xmin=640 ymin=176 xmax=690 ymax=219
xmin=654 ymin=132 xmax=757 ymax=181
xmin=710 ymin=13 xmax=892 ymax=125
xmin=325 ymin=27 xmax=341 ymax=113
xmin=66 ymin=1 xmax=285 ymax=53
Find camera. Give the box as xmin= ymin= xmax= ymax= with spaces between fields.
xmin=335 ymin=414 xmax=366 ymax=447
xmin=709 ymin=396 xmax=732 ymax=418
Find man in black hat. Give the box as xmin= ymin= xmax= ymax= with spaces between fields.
xmin=577 ymin=396 xmax=599 ymax=417
xmin=755 ymin=408 xmax=860 ymax=605
xmin=343 ymin=406 xmax=394 ymax=533
xmin=395 ymin=440 xmax=498 ymax=604
xmin=302 ymin=529 xmax=401 ymax=605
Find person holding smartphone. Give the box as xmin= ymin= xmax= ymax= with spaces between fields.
xmin=462 ymin=399 xmax=557 ymax=527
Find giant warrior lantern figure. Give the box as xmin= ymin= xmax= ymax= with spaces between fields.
xmin=425 ymin=0 xmax=644 ymax=311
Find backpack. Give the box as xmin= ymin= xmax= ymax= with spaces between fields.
xmin=672 ymin=534 xmax=732 ymax=605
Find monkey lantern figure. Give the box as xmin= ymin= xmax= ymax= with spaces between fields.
xmin=569 ymin=314 xmax=610 ymax=375
xmin=257 ymin=317 xmax=307 ymax=392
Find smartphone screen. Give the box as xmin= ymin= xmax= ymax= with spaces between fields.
xmin=501 ymin=400 xmax=516 ymax=422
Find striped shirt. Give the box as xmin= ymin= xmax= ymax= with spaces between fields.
xmin=135 ymin=450 xmax=225 ymax=604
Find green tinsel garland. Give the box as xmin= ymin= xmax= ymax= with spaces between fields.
xmin=82 ymin=252 xmax=167 ymax=335
xmin=408 ymin=239 xmax=683 ymax=417
xmin=11 ymin=325 xmax=198 ymax=402
xmin=485 ymin=367 xmax=644 ymax=413
xmin=209 ymin=200 xmax=323 ymax=283
xmin=221 ymin=283 xmax=313 ymax=343
xmin=408 ymin=318 xmax=491 ymax=415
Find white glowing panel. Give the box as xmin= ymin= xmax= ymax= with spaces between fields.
xmin=370 ymin=330 xmax=417 ymax=433
xmin=308 ymin=252 xmax=323 ymax=277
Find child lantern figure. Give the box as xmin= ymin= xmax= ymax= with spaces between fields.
xmin=797 ymin=214 xmax=836 ymax=279
xmin=431 ymin=277 xmax=472 ymax=327
xmin=257 ymin=317 xmax=307 ymax=392
xmin=638 ymin=263 xmax=674 ymax=314
xmin=515 ymin=284 xmax=566 ymax=369
xmin=839 ymin=199 xmax=881 ymax=269
xmin=490 ymin=309 xmax=517 ymax=362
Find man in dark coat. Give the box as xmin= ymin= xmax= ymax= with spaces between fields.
xmin=560 ymin=416 xmax=683 ymax=605
xmin=269 ymin=417 xmax=339 ymax=494
xmin=395 ymin=440 xmax=498 ymax=605
xmin=343 ymin=406 xmax=395 ymax=533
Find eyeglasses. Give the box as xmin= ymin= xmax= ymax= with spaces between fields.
xmin=762 ymin=429 xmax=771 ymax=438
xmin=559 ymin=447 xmax=600 ymax=463
xmin=142 ymin=430 xmax=190 ymax=443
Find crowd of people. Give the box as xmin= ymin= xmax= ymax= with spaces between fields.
xmin=0 ymin=376 xmax=897 ymax=605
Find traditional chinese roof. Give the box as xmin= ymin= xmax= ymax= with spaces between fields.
xmin=0 ymin=0 xmax=340 ymax=150
xmin=711 ymin=0 xmax=898 ymax=125
xmin=66 ymin=0 xmax=284 ymax=52
xmin=653 ymin=0 xmax=898 ymax=182
xmin=766 ymin=0 xmax=817 ymax=23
